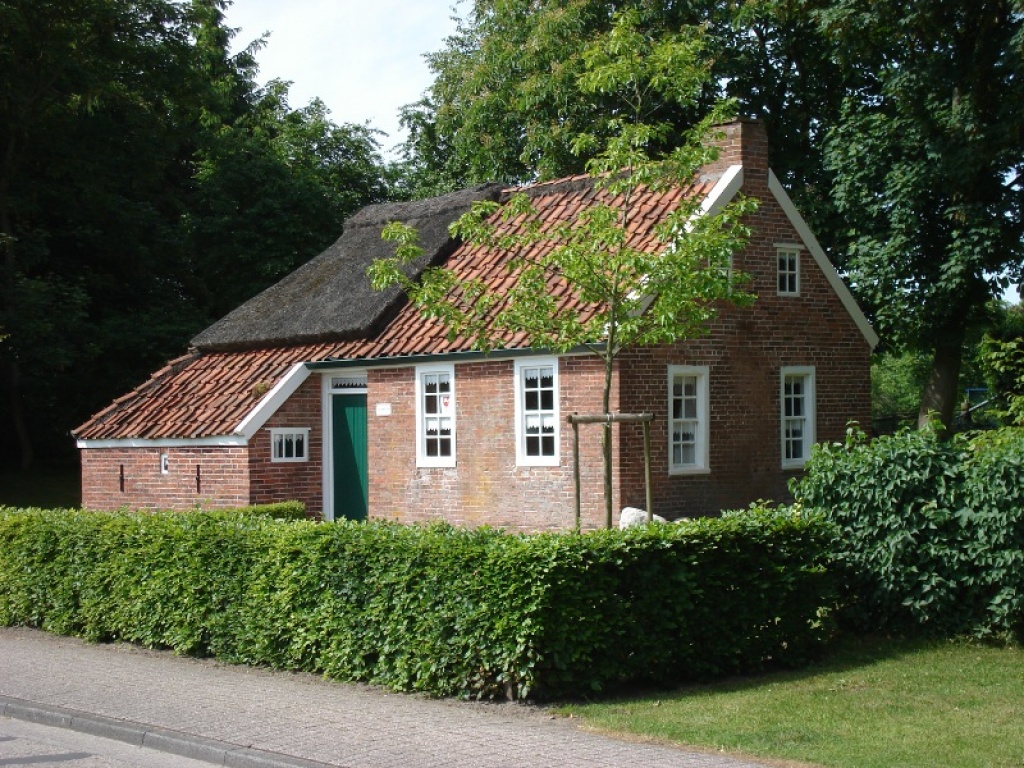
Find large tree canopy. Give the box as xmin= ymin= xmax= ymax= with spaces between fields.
xmin=0 ymin=0 xmax=388 ymax=469
xmin=820 ymin=0 xmax=1024 ymax=427
xmin=409 ymin=0 xmax=845 ymax=234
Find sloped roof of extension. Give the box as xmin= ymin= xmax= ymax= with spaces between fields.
xmin=76 ymin=172 xmax=723 ymax=442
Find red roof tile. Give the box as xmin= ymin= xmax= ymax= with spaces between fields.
xmin=76 ymin=174 xmax=717 ymax=441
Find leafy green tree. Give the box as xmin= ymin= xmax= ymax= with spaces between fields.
xmin=819 ymin=0 xmax=1024 ymax=430
xmin=978 ymin=303 xmax=1024 ymax=425
xmin=0 ymin=0 xmax=390 ymax=470
xmin=404 ymin=0 xmax=844 ymax=234
xmin=0 ymin=0 xmax=211 ymax=468
xmin=182 ymin=83 xmax=388 ymax=319
xmin=372 ymin=12 xmax=755 ymax=525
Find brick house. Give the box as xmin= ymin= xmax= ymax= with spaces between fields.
xmin=75 ymin=120 xmax=877 ymax=530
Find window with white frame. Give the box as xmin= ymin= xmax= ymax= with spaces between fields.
xmin=777 ymin=245 xmax=801 ymax=296
xmin=781 ymin=367 xmax=815 ymax=468
xmin=668 ymin=365 xmax=710 ymax=473
xmin=515 ymin=358 xmax=559 ymax=466
xmin=416 ymin=364 xmax=456 ymax=467
xmin=270 ymin=428 xmax=310 ymax=462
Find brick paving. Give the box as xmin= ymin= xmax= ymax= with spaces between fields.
xmin=0 ymin=627 xmax=772 ymax=768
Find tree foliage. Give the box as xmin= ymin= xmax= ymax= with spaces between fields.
xmin=373 ymin=12 xmax=755 ymax=524
xmin=0 ymin=0 xmax=389 ymax=469
xmin=819 ymin=0 xmax=1024 ymax=429
xmin=409 ymin=0 xmax=844 ymax=233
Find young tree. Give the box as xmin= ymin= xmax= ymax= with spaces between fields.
xmin=371 ymin=12 xmax=755 ymax=525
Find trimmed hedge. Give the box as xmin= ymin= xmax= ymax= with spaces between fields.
xmin=794 ymin=425 xmax=1024 ymax=640
xmin=0 ymin=507 xmax=835 ymax=699
xmin=235 ymin=501 xmax=308 ymax=521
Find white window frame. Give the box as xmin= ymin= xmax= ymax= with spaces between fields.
xmin=270 ymin=427 xmax=310 ymax=463
xmin=780 ymin=366 xmax=816 ymax=469
xmin=514 ymin=357 xmax=560 ymax=467
xmin=415 ymin=363 xmax=456 ymax=468
xmin=776 ymin=244 xmax=801 ymax=296
xmin=667 ymin=365 xmax=710 ymax=475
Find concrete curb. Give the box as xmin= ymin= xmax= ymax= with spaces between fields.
xmin=0 ymin=695 xmax=339 ymax=768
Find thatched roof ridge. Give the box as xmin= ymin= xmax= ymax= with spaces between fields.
xmin=191 ymin=183 xmax=504 ymax=352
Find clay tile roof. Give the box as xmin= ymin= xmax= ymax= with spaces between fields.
xmin=76 ymin=172 xmax=716 ymax=441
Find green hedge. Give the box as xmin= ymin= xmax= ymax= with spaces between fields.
xmin=233 ymin=501 xmax=308 ymax=521
xmin=0 ymin=507 xmax=835 ymax=699
xmin=794 ymin=425 xmax=1024 ymax=640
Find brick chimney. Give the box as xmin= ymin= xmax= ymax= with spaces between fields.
xmin=700 ymin=119 xmax=769 ymax=191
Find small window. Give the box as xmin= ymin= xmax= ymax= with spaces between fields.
xmin=416 ymin=364 xmax=456 ymax=467
xmin=668 ymin=366 xmax=710 ymax=474
xmin=515 ymin=358 xmax=559 ymax=466
xmin=777 ymin=246 xmax=801 ymax=296
xmin=781 ymin=367 xmax=815 ymax=468
xmin=160 ymin=453 xmax=169 ymax=474
xmin=270 ymin=428 xmax=310 ymax=463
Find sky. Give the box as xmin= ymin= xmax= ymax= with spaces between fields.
xmin=223 ymin=0 xmax=463 ymax=156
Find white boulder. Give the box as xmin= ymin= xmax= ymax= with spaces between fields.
xmin=618 ymin=506 xmax=667 ymax=528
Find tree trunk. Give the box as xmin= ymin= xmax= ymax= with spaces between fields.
xmin=2 ymin=359 xmax=33 ymax=470
xmin=1 ymin=170 xmax=33 ymax=470
xmin=602 ymin=353 xmax=614 ymax=529
xmin=917 ymin=338 xmax=964 ymax=434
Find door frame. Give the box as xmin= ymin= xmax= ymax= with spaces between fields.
xmin=321 ymin=370 xmax=368 ymax=521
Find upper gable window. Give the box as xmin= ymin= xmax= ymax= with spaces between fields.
xmin=271 ymin=428 xmax=310 ymax=463
xmin=515 ymin=358 xmax=559 ymax=466
xmin=668 ymin=365 xmax=710 ymax=474
xmin=416 ymin=364 xmax=456 ymax=468
xmin=777 ymin=245 xmax=801 ymax=296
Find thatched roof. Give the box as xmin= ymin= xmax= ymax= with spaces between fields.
xmin=191 ymin=183 xmax=504 ymax=352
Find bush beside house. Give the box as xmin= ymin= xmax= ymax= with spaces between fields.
xmin=0 ymin=507 xmax=835 ymax=699
xmin=794 ymin=425 xmax=1024 ymax=640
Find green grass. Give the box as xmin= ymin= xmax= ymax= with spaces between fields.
xmin=0 ymin=465 xmax=80 ymax=509
xmin=557 ymin=637 xmax=1024 ymax=768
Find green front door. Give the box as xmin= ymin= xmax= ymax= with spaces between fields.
xmin=332 ymin=393 xmax=368 ymax=521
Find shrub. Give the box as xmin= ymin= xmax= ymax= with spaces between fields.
xmin=230 ymin=501 xmax=308 ymax=521
xmin=794 ymin=425 xmax=1024 ymax=640
xmin=0 ymin=507 xmax=835 ymax=699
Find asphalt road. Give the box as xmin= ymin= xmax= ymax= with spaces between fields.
xmin=0 ymin=717 xmax=215 ymax=768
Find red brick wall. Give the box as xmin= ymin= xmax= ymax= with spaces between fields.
xmin=80 ymin=446 xmax=250 ymax=511
xmin=615 ymin=141 xmax=872 ymax=517
xmin=248 ymin=375 xmax=324 ymax=517
xmin=367 ymin=357 xmax=616 ymax=531
xmin=79 ymin=375 xmax=326 ymax=515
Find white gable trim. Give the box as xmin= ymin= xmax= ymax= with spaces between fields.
xmin=700 ymin=164 xmax=744 ymax=217
xmin=233 ymin=362 xmax=311 ymax=439
xmin=77 ymin=436 xmax=248 ymax=449
xmin=767 ymin=170 xmax=880 ymax=350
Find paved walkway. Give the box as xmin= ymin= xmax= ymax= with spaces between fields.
xmin=0 ymin=627 xmax=772 ymax=768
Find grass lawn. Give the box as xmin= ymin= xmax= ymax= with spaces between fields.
xmin=557 ymin=636 xmax=1023 ymax=768
xmin=0 ymin=465 xmax=80 ymax=509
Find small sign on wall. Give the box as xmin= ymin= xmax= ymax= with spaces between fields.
xmin=376 ymin=402 xmax=392 ymax=417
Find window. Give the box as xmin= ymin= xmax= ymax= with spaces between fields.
xmin=270 ymin=428 xmax=310 ymax=462
xmin=668 ymin=366 xmax=710 ymax=473
xmin=515 ymin=358 xmax=559 ymax=466
xmin=416 ymin=364 xmax=456 ymax=467
xmin=777 ymin=245 xmax=801 ymax=296
xmin=781 ymin=367 xmax=815 ymax=468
